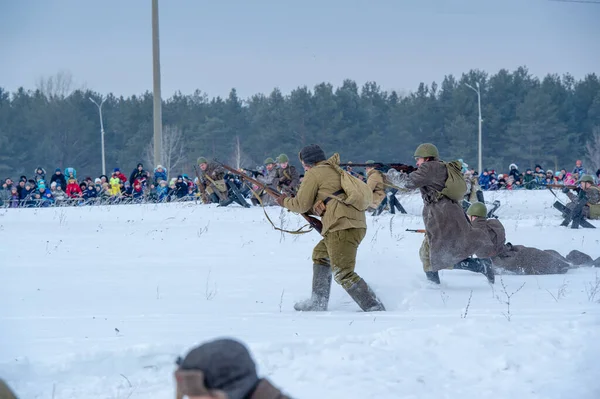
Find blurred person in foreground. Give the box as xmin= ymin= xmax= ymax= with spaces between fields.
xmin=174 ymin=338 xmax=291 ymax=399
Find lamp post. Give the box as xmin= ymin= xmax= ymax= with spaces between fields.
xmin=89 ymin=97 xmax=107 ymax=175
xmin=465 ymin=82 xmax=482 ymax=174
xmin=152 ymin=0 xmax=163 ymax=167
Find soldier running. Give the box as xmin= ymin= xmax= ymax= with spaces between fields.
xmin=405 ymin=143 xmax=495 ymax=285
xmin=276 ymin=144 xmax=385 ymax=312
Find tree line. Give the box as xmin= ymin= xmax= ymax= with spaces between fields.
xmin=1 ymin=66 xmax=599 ymax=179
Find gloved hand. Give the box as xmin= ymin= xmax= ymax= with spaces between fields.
xmin=276 ymin=193 xmax=288 ymax=207
xmin=561 ymin=187 xmax=570 ymax=194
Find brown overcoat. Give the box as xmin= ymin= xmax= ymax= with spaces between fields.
xmin=406 ymin=160 xmax=476 ymax=271
xmin=366 ymin=169 xmax=386 ymax=207
xmin=473 ymin=217 xmax=572 ymax=274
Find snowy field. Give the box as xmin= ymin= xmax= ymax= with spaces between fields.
xmin=1 ymin=190 xmax=600 ymax=399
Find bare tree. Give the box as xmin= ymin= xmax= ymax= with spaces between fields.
xmin=145 ymin=125 xmax=186 ymax=177
xmin=230 ymin=135 xmax=253 ymax=169
xmin=585 ymin=126 xmax=600 ymax=172
xmin=35 ymin=70 xmax=79 ymax=99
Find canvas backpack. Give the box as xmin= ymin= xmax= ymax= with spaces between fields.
xmin=319 ymin=163 xmax=373 ymax=212
xmin=439 ymin=160 xmax=468 ymax=203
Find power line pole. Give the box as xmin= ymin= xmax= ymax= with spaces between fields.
xmin=465 ymin=82 xmax=483 ymax=174
xmin=152 ymin=0 xmax=163 ymax=167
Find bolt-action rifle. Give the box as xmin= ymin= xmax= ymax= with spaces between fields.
xmin=217 ymin=162 xmax=323 ymax=234
xmin=406 ymin=229 xmax=426 ymax=233
xmin=546 ymin=184 xmax=579 ymax=190
xmin=339 ymin=163 xmax=417 ymax=174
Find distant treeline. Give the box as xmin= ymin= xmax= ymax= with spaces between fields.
xmin=0 ymin=66 xmax=599 ymax=179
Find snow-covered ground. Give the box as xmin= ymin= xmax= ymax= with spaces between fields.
xmin=1 ymin=190 xmax=599 ymax=399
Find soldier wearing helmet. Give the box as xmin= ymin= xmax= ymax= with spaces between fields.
xmin=251 ymin=157 xmax=279 ymax=206
xmin=560 ymin=174 xmax=599 ymax=229
xmin=467 ymin=202 xmax=593 ymax=274
xmin=406 ymin=143 xmax=495 ymax=285
xmin=274 ymin=153 xmax=300 ymax=196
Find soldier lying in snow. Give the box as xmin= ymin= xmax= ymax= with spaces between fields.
xmin=467 ymin=202 xmax=598 ymax=274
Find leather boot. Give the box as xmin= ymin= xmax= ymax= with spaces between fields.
xmin=294 ymin=264 xmax=332 ymax=311
xmin=425 ymin=271 xmax=440 ymax=284
xmin=454 ymin=258 xmax=495 ymax=284
xmin=345 ymin=278 xmax=386 ymax=312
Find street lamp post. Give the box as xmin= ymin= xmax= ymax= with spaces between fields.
xmin=89 ymin=97 xmax=107 ymax=175
xmin=465 ymin=82 xmax=483 ymax=174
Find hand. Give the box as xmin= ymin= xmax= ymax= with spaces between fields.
xmin=561 ymin=187 xmax=570 ymax=194
xmin=276 ymin=193 xmax=288 ymax=207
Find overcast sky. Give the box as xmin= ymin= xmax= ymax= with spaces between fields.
xmin=1 ymin=0 xmax=599 ymax=99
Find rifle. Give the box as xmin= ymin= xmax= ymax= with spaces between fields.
xmin=406 ymin=229 xmax=426 ymax=233
xmin=193 ymin=165 xmax=210 ymax=204
xmin=217 ymin=162 xmax=323 ymax=234
xmin=546 ymin=184 xmax=578 ymax=190
xmin=241 ymin=168 xmax=264 ymax=178
xmin=339 ymin=163 xmax=417 ymax=174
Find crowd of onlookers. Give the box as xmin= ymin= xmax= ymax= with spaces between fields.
xmin=461 ymin=159 xmax=600 ymax=191
xmin=0 ymin=163 xmax=205 ymax=208
xmin=2 ymin=159 xmax=599 ymax=208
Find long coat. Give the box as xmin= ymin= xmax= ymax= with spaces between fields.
xmin=473 ymin=217 xmax=572 ymax=274
xmin=366 ymin=169 xmax=386 ymax=207
xmin=406 ymin=161 xmax=476 ymax=271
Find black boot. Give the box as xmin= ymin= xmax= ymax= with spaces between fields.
xmin=425 ymin=271 xmax=440 ymax=284
xmin=345 ymin=278 xmax=386 ymax=312
xmin=218 ymin=197 xmax=234 ymax=207
xmin=454 ymin=258 xmax=495 ymax=284
xmin=294 ymin=264 xmax=332 ymax=311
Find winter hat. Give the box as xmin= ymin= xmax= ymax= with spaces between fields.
xmin=298 ymin=145 xmax=326 ymax=165
xmin=95 ymin=178 xmax=102 ymax=184
xmin=114 ymin=168 xmax=120 ymax=172
xmin=51 ymin=181 xmax=57 ymax=188
xmin=509 ymin=163 xmax=517 ymax=170
xmin=38 ymin=183 xmax=46 ymax=190
xmin=176 ymin=338 xmax=259 ymax=399
xmin=55 ymin=168 xmax=62 ymax=173
xmin=137 ymin=163 xmax=143 ymax=168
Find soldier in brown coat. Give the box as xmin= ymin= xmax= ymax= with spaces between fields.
xmin=365 ymin=160 xmax=386 ymax=209
xmin=561 ymin=175 xmax=600 ymax=228
xmin=467 ymin=202 xmax=573 ymax=275
xmin=406 ymin=143 xmax=495 ymax=285
xmin=175 ymin=338 xmax=291 ymax=399
xmin=197 ymin=157 xmax=229 ymax=204
xmin=274 ymin=154 xmax=300 ymax=196
xmin=277 ymin=144 xmax=385 ymax=312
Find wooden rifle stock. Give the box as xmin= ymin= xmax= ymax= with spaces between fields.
xmin=406 ymin=229 xmax=426 ymax=233
xmin=217 ymin=162 xmax=323 ymax=234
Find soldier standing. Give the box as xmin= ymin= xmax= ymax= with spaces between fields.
xmin=276 ymin=144 xmax=385 ymax=312
xmin=560 ymin=175 xmax=599 ymax=229
xmin=274 ymin=154 xmax=300 ymax=196
xmin=405 ymin=143 xmax=495 ymax=285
